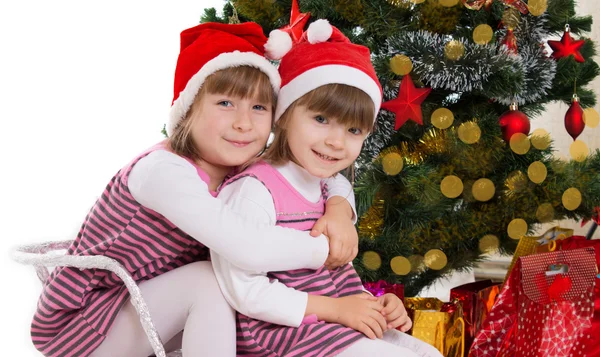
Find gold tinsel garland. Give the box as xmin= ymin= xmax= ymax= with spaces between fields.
xmin=358 ymin=196 xmax=385 ymax=239
xmin=335 ymin=0 xmax=366 ymax=23
xmin=386 ymin=0 xmax=415 ymax=9
xmin=232 ymin=0 xmax=283 ymax=27
xmin=420 ymin=0 xmax=462 ymax=34
xmin=377 ymin=129 xmax=449 ymax=166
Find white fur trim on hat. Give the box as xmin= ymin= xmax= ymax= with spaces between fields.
xmin=275 ymin=65 xmax=382 ymax=122
xmin=167 ymin=51 xmax=280 ymax=137
xmin=307 ymin=19 xmax=333 ymax=44
xmin=264 ymin=29 xmax=293 ymax=60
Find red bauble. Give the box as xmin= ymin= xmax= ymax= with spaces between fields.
xmin=499 ymin=104 xmax=530 ymax=142
xmin=565 ymin=95 xmax=585 ymax=140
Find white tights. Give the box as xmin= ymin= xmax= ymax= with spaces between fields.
xmin=90 ymin=261 xmax=236 ymax=357
xmin=336 ymin=329 xmax=444 ymax=357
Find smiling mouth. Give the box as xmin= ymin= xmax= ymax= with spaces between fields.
xmin=312 ymin=150 xmax=339 ymax=163
xmin=226 ymin=139 xmax=253 ymax=147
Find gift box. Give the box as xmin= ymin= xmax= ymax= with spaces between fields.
xmin=363 ymin=280 xmax=404 ymax=300
xmin=405 ymin=297 xmax=465 ymax=357
xmin=450 ymin=280 xmax=500 ymax=356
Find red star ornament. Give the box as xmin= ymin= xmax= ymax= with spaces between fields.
xmin=382 ymin=74 xmax=432 ymax=130
xmin=548 ymin=25 xmax=585 ymax=63
xmin=280 ymin=0 xmax=310 ymax=42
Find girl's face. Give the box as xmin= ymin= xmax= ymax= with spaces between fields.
xmin=189 ymin=92 xmax=272 ymax=169
xmin=285 ymin=105 xmax=368 ymax=179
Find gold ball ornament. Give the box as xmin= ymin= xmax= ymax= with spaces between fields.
xmin=473 ymin=24 xmax=494 ymax=45
xmin=382 ymin=152 xmax=404 ymax=175
xmin=509 ymin=133 xmax=531 ymax=155
xmin=562 ymin=187 xmax=582 ymax=211
xmin=408 ymin=255 xmax=425 ymax=272
xmin=536 ymin=203 xmax=555 ymax=223
xmin=583 ymin=108 xmax=600 ymax=128
xmin=570 ymin=140 xmax=589 ymax=162
xmin=431 ymin=108 xmax=454 ymax=129
xmin=362 ymin=251 xmax=382 ymax=271
xmin=472 ymin=178 xmax=495 ymax=202
xmin=390 ymin=54 xmax=413 ymax=76
xmin=440 ymin=175 xmax=464 ymax=198
xmin=424 ymin=249 xmax=448 ymax=270
xmin=527 ymin=161 xmax=547 ymax=184
xmin=390 ymin=256 xmax=412 ymax=275
xmin=439 ymin=0 xmax=459 ymax=7
xmin=457 ymin=121 xmax=481 ymax=144
xmin=444 ymin=40 xmax=465 ymax=61
xmin=528 ymin=0 xmax=548 ymax=16
xmin=530 ymin=128 xmax=551 ymax=150
xmin=507 ymin=218 xmax=528 ymax=239
xmin=479 ymin=234 xmax=500 ymax=254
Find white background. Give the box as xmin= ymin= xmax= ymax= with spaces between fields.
xmin=0 ymin=1 xmax=224 ymax=354
xmin=1 ymin=1 xmax=599 ymax=355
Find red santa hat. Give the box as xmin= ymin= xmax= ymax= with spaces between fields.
xmin=167 ymin=22 xmax=280 ymax=137
xmin=265 ymin=19 xmax=382 ymax=122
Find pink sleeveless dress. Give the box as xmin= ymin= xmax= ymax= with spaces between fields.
xmin=223 ymin=161 xmax=365 ymax=357
xmin=31 ymin=143 xmax=210 ymax=357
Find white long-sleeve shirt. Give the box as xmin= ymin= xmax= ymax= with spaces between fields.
xmin=211 ymin=161 xmax=359 ymax=328
xmin=127 ymin=149 xmax=355 ymax=273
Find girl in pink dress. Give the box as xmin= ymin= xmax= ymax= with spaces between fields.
xmin=211 ymin=20 xmax=442 ymax=357
xmin=31 ymin=22 xmax=360 ymax=357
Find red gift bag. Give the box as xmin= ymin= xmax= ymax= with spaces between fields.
xmin=469 ymin=247 xmax=598 ymax=357
xmin=450 ymin=280 xmax=500 ymax=356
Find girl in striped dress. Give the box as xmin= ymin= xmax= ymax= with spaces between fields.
xmin=211 ymin=20 xmax=443 ymax=357
xmin=31 ymin=22 xmax=361 ymax=357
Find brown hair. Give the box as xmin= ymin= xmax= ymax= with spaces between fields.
xmin=262 ymin=83 xmax=375 ymax=167
xmin=167 ymin=65 xmax=275 ymax=161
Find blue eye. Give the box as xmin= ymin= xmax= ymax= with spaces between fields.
xmin=314 ymin=115 xmax=328 ymax=124
xmin=218 ymin=100 xmax=233 ymax=107
xmin=348 ymin=127 xmax=362 ymax=135
xmin=253 ymin=104 xmax=267 ymax=111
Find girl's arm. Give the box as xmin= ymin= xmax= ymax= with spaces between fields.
xmin=212 ymin=175 xmax=386 ymax=335
xmin=128 ymin=150 xmax=329 ymax=272
xmin=315 ymin=175 xmax=359 ymax=268
xmin=210 ymin=176 xmax=310 ymax=327
xmin=323 ymin=174 xmax=357 ymax=223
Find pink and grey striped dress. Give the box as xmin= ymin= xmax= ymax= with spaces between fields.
xmin=30 ymin=143 xmax=209 ymax=357
xmin=224 ymin=161 xmax=364 ymax=357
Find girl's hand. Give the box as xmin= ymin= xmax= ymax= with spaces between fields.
xmin=378 ymin=293 xmax=412 ymax=332
xmin=311 ymin=197 xmax=358 ymax=269
xmin=332 ymin=294 xmax=387 ymax=339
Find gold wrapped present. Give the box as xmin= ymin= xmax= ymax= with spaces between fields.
xmin=405 ymin=297 xmax=465 ymax=357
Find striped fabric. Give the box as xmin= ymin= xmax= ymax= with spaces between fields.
xmin=31 ymin=143 xmax=209 ymax=357
xmin=224 ymin=161 xmax=364 ymax=357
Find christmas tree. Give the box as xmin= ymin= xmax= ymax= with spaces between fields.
xmin=206 ymin=0 xmax=600 ymax=296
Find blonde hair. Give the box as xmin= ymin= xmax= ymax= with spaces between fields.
xmin=167 ymin=66 xmax=275 ymax=161
xmin=262 ymin=84 xmax=375 ymax=167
